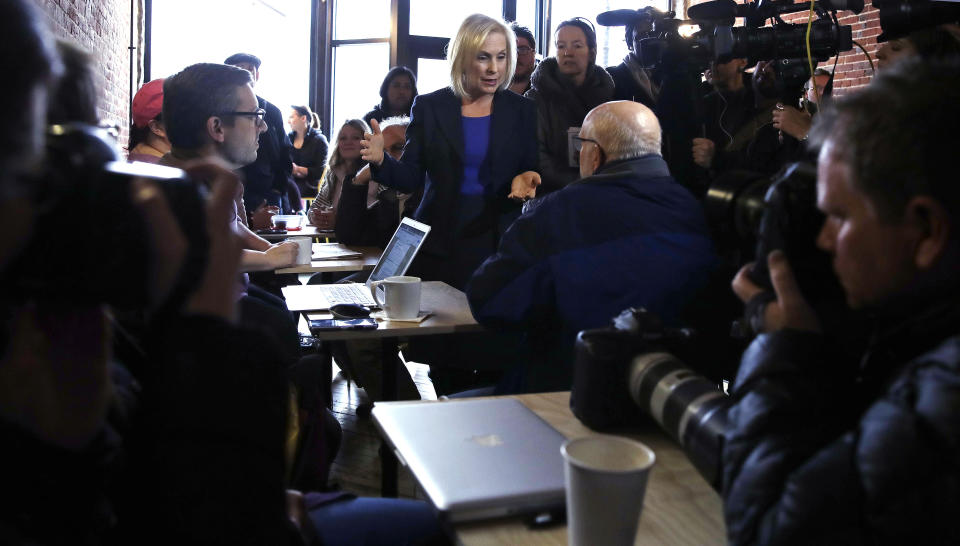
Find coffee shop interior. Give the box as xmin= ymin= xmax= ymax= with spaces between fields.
xmin=11 ymin=0 xmax=952 ymax=544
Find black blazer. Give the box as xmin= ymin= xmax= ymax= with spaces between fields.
xmin=371 ymin=87 xmax=538 ymax=257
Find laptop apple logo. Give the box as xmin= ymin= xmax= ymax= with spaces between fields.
xmin=469 ymin=434 xmax=504 ymax=447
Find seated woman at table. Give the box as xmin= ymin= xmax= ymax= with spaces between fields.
xmin=288 ymin=104 xmax=329 ymax=198
xmin=308 ymin=118 xmax=368 ymax=231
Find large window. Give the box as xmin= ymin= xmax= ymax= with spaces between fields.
xmin=150 ymin=0 xmax=312 ymax=126
xmin=328 ymin=0 xmax=391 ymax=135
xmin=409 ymin=0 xmax=504 ymax=38
xmin=331 ymin=42 xmax=390 ymax=135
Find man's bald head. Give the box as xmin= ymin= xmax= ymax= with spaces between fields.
xmin=579 ymin=101 xmax=661 ymax=177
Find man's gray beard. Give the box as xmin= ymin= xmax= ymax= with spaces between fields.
xmin=513 ymin=70 xmax=532 ymax=83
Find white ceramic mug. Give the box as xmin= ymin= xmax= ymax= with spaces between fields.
xmin=292 ymin=237 xmax=312 ymax=265
xmin=370 ymin=276 xmax=421 ymax=320
xmin=562 ymin=436 xmax=656 ymax=546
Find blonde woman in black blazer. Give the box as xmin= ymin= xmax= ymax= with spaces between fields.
xmin=360 ymin=13 xmax=540 ymax=290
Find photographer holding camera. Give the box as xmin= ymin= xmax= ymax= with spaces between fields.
xmin=725 ymin=59 xmax=960 ymax=544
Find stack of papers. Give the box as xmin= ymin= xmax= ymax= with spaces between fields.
xmin=312 ymin=244 xmax=363 ymax=261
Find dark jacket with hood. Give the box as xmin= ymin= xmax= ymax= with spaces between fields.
xmin=524 ymin=58 xmax=615 ymax=194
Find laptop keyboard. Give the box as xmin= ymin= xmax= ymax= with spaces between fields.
xmin=327 ymin=283 xmax=376 ymax=306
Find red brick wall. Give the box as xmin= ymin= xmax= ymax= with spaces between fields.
xmin=688 ymin=0 xmax=881 ymax=95
xmin=783 ymin=4 xmax=881 ymax=95
xmin=31 ymin=0 xmax=137 ymax=137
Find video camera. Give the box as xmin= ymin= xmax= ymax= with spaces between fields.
xmin=0 ymin=124 xmax=209 ymax=310
xmin=598 ymin=0 xmax=861 ymax=81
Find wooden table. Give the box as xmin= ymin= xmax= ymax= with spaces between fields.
xmin=285 ymin=281 xmax=484 ymax=496
xmin=275 ymin=243 xmax=380 ymax=275
xmin=411 ymin=392 xmax=725 ymax=545
xmin=298 ymin=281 xmax=483 ymax=341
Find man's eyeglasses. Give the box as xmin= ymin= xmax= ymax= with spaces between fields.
xmin=517 ymin=46 xmax=534 ymax=55
xmin=572 ymin=135 xmax=603 ymax=153
xmin=218 ymin=108 xmax=267 ymax=124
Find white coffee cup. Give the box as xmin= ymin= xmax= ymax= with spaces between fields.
xmin=561 ymin=435 xmax=656 ymax=546
xmin=292 ymin=237 xmax=312 ymax=265
xmin=370 ymin=276 xmax=421 ymax=320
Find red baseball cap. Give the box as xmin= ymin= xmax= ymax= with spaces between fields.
xmin=132 ymin=78 xmax=164 ymax=128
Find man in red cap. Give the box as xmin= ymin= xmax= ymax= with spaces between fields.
xmin=127 ymin=78 xmax=170 ymax=163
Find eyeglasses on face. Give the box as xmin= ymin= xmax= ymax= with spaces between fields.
xmin=218 ymin=107 xmax=267 ymax=124
xmin=572 ymin=135 xmax=603 ymax=153
xmin=517 ymin=46 xmax=534 ymax=55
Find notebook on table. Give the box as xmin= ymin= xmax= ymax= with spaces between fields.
xmin=283 ymin=217 xmax=430 ymax=311
xmin=372 ymin=398 xmax=567 ymax=522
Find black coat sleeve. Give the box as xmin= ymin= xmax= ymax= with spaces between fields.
xmin=131 ymin=314 xmax=293 ymax=545
xmin=722 ymin=330 xmax=960 ymax=545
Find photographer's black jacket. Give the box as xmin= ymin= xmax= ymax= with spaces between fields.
xmin=723 ymin=299 xmax=960 ymax=545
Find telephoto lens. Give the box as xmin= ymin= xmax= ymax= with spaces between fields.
xmin=628 ymin=352 xmax=730 ymax=489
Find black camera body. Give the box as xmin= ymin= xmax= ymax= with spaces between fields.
xmin=704 ymin=162 xmax=845 ymax=311
xmin=1 ymin=124 xmax=209 ymax=310
xmin=570 ymin=308 xmax=692 ymax=430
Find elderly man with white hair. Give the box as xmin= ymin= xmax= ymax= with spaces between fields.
xmin=467 ymin=100 xmax=717 ymax=393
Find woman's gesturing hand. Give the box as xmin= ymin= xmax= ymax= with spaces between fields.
xmin=360 ymin=118 xmax=385 ymax=166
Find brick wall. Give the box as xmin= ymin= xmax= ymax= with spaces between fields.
xmin=31 ymin=0 xmax=140 ymax=139
xmin=782 ymin=4 xmax=881 ymax=95
xmin=688 ymin=0 xmax=881 ymax=95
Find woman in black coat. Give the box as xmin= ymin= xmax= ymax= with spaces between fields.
xmin=525 ymin=18 xmax=615 ymax=194
xmin=288 ymin=104 xmax=329 ymax=198
xmin=363 ymin=66 xmax=418 ymax=125
xmin=360 ymin=14 xmax=540 ymax=290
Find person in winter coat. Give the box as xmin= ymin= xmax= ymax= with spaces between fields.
xmin=525 ymin=17 xmax=615 ymax=195
xmin=726 ymin=59 xmax=960 ymax=545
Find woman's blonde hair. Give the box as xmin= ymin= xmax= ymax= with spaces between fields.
xmin=448 ymin=13 xmax=517 ymax=98
xmin=327 ymin=118 xmax=370 ymax=169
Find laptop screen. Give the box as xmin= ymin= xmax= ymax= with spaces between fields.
xmin=366 ymin=217 xmax=431 ymax=285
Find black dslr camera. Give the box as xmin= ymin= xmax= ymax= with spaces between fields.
xmin=1 ymin=124 xmax=209 ymax=310
xmin=570 ymin=308 xmax=731 ymax=489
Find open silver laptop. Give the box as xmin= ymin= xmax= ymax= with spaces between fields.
xmin=372 ymin=398 xmax=566 ymax=522
xmin=283 ymin=217 xmax=430 ymax=311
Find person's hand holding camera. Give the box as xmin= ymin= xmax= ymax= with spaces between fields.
xmin=732 ymin=250 xmax=821 ymax=333
xmin=692 ymin=138 xmax=716 ymax=169
xmin=772 ymin=104 xmax=812 ymax=141
xmin=133 ymin=158 xmax=245 ymax=321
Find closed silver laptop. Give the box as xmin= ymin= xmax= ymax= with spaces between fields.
xmin=372 ymin=398 xmax=566 ymax=522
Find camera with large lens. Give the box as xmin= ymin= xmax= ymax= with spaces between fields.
xmin=0 ymin=123 xmax=208 ymax=310
xmin=704 ymin=162 xmax=845 ymax=334
xmin=571 ymin=307 xmax=730 ymax=489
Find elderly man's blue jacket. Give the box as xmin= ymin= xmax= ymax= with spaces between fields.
xmin=466 ymin=154 xmax=717 ymax=392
